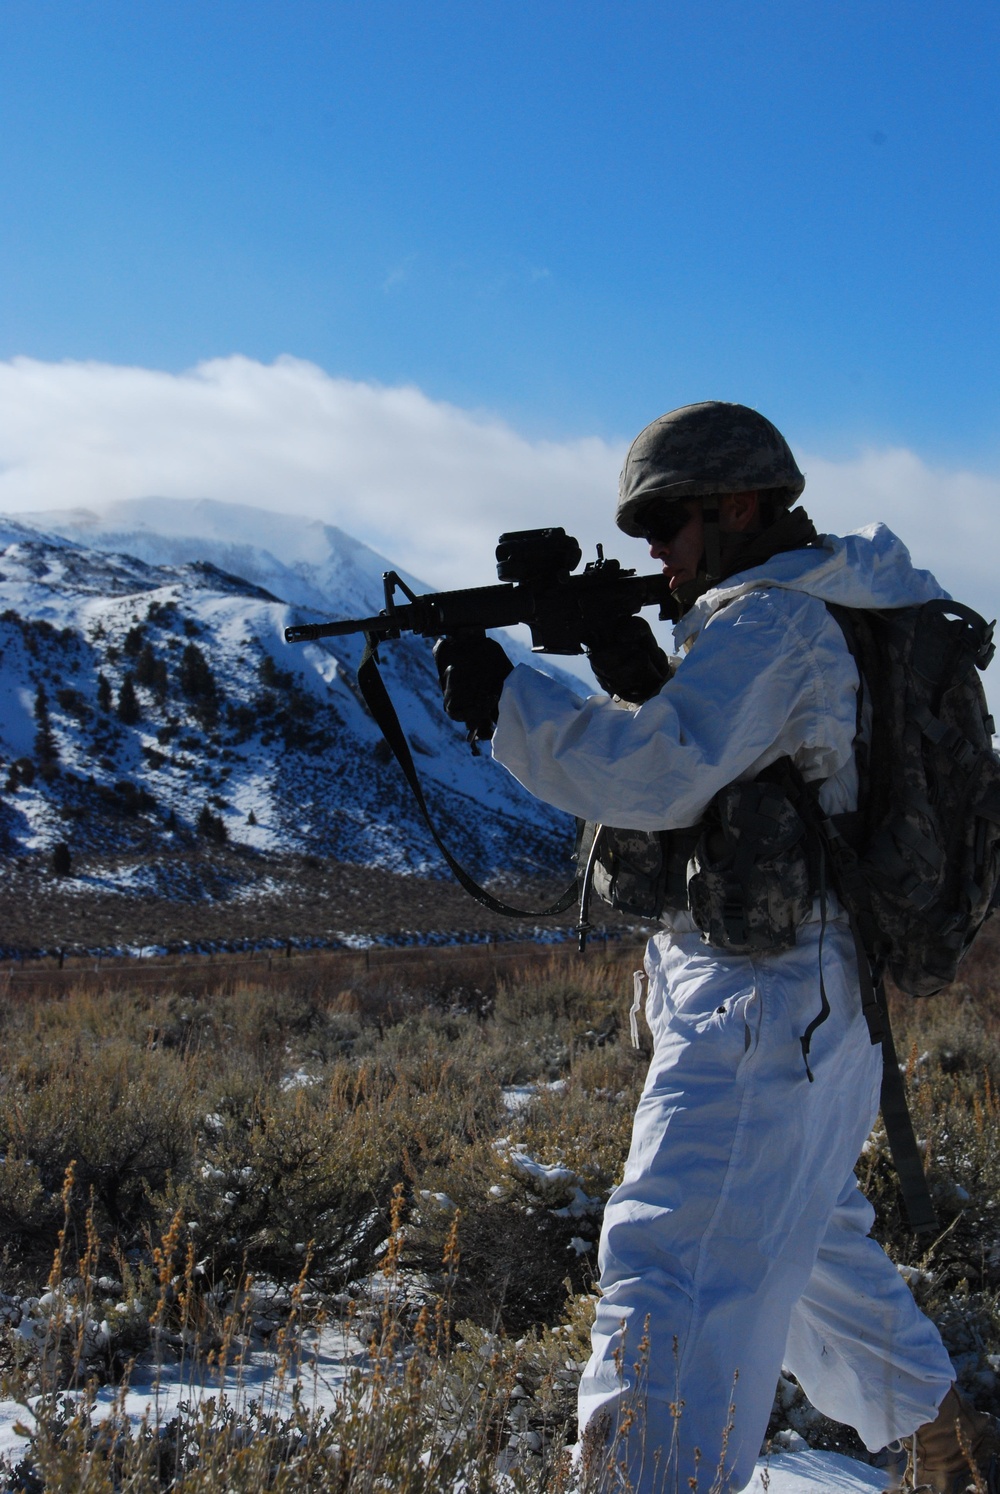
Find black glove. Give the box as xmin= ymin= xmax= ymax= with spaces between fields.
xmin=584 ymin=615 xmax=672 ymax=704
xmin=433 ymin=634 xmax=513 ymax=739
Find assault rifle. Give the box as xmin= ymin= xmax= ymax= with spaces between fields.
xmin=283 ymin=527 xmax=672 ymax=930
xmin=284 ymin=527 xmax=673 ymax=653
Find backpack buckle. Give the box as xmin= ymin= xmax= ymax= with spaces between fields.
xmin=952 ymin=737 xmax=980 ymax=773
xmin=976 ymin=619 xmax=996 ymax=671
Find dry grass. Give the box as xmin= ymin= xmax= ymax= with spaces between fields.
xmin=0 ymin=932 xmax=999 ymax=1488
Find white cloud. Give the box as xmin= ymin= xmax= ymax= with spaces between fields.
xmin=802 ymin=448 xmax=1000 ymax=631
xmin=0 ymin=354 xmax=622 ymax=592
xmin=0 ymin=353 xmax=997 ymax=634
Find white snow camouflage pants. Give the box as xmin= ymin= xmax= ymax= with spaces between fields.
xmin=577 ymin=917 xmax=955 ymax=1492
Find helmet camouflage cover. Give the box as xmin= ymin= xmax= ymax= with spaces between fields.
xmin=616 ymin=401 xmax=806 ymax=537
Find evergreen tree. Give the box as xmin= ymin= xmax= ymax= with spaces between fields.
xmin=135 ymin=641 xmax=156 ymax=685
xmin=33 ymin=683 xmax=58 ymax=765
xmin=135 ymin=641 xmax=167 ymax=693
xmin=97 ymin=673 xmax=112 ymax=712
xmin=51 ymin=842 xmax=72 ymax=877
xmin=180 ymin=642 xmax=219 ymax=726
xmin=197 ymin=803 xmax=227 ymax=843
xmin=117 ymin=673 xmax=140 ymax=725
xmin=179 ymin=643 xmax=216 ymax=701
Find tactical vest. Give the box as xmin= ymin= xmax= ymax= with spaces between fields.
xmin=579 ymin=756 xmax=820 ymax=954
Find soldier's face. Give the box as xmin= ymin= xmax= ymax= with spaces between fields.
xmin=647 ymin=503 xmax=703 ymax=591
xmin=644 ymin=492 xmax=759 ymax=589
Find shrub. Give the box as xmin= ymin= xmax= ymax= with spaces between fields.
xmin=259 ymin=654 xmax=295 ymax=691
xmin=109 ymin=779 xmax=156 ymax=816
xmin=50 ymin=842 xmax=72 ymax=877
xmin=55 ymin=686 xmax=89 ymax=720
xmin=6 ymin=756 xmax=36 ymax=791
xmin=0 ymin=1042 xmax=198 ymax=1258
xmin=226 ymin=701 xmax=259 ymax=740
xmin=146 ymin=599 xmax=177 ymax=623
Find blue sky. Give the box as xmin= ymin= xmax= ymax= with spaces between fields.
xmin=2 ymin=0 xmax=998 ymax=463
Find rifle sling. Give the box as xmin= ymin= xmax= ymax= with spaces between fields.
xmin=357 ymin=635 xmax=580 ymax=920
xmin=876 ymin=978 xmax=939 ymax=1235
xmin=849 ymin=908 xmax=937 ymax=1233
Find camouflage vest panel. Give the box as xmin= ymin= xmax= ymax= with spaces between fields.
xmin=585 ymin=758 xmax=819 ymax=953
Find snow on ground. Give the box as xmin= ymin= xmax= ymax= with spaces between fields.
xmin=501 ymin=1080 xmax=568 ymax=1113
xmin=746 ymin=1448 xmax=890 ymax=1491
xmin=0 ymin=1333 xmax=893 ymax=1492
xmin=0 ymin=1319 xmax=368 ymax=1467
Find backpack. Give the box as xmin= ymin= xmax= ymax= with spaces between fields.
xmin=825 ymin=598 xmax=1000 ymax=998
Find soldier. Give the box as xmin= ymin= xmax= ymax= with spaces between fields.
xmin=435 ymin=402 xmax=998 ymax=1492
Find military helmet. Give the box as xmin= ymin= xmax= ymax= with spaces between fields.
xmin=616 ymin=401 xmax=805 ymax=537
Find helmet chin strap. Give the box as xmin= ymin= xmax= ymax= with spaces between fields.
xmin=661 ymin=499 xmax=724 ymax=621
xmin=701 ymin=500 xmax=722 ymax=583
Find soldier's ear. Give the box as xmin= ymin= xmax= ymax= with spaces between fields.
xmin=720 ymin=491 xmax=759 ymax=533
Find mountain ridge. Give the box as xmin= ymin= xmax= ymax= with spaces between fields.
xmin=0 ymin=499 xmax=589 ymax=950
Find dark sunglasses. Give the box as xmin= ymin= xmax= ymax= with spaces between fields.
xmin=633 ymin=500 xmax=693 ymax=546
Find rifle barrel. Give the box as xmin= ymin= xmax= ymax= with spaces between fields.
xmin=284 ymin=614 xmax=394 ymax=643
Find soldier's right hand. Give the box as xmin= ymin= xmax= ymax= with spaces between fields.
xmin=584 ymin=615 xmax=673 ymax=704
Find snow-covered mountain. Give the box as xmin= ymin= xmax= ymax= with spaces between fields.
xmin=0 ymin=500 xmax=582 ymax=905
xmin=17 ymin=497 xmax=433 ymax=624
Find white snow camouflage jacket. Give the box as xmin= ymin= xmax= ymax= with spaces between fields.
xmin=491 ymin=523 xmax=948 ymax=832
